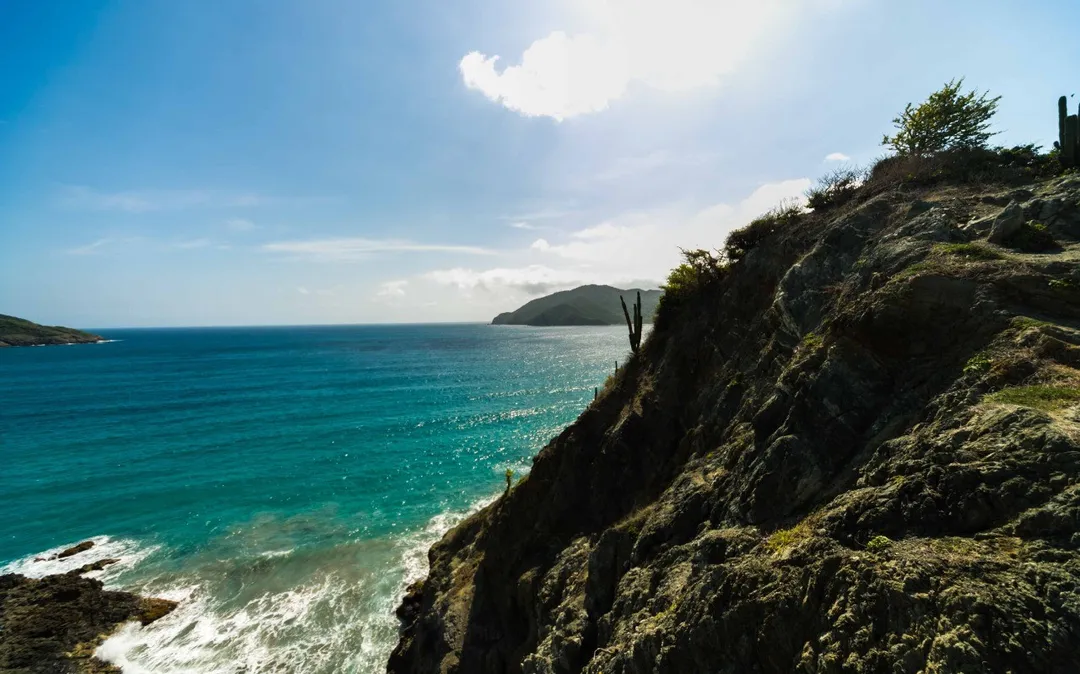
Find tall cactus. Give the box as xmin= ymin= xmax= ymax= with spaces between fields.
xmin=1059 ymin=95 xmax=1080 ymax=167
xmin=620 ymin=291 xmax=643 ymax=354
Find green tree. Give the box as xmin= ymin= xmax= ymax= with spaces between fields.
xmin=882 ymin=78 xmax=1000 ymax=156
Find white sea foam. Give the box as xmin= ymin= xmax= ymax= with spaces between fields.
xmin=1 ymin=535 xmax=158 ymax=583
xmin=95 ymin=496 xmax=498 ymax=674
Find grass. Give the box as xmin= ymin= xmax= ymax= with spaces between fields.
xmin=765 ymin=513 xmax=822 ymax=554
xmin=1011 ymin=316 xmax=1052 ymax=330
xmin=986 ymin=385 xmax=1080 ymax=412
xmin=1050 ymin=279 xmax=1076 ymax=291
xmin=800 ymin=332 xmax=824 ymax=351
xmin=933 ymin=242 xmax=1006 ymax=260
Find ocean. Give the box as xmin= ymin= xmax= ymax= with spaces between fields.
xmin=0 ymin=323 xmax=632 ymax=673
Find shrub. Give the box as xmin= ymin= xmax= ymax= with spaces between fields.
xmin=883 ymin=78 xmax=1000 ymax=156
xmin=724 ymin=199 xmax=804 ymax=263
xmin=656 ymin=248 xmax=728 ymax=323
xmin=866 ymin=145 xmax=1056 ymax=191
xmin=806 ymin=166 xmax=866 ymax=211
xmin=963 ymin=353 xmax=993 ymax=375
xmin=866 ymin=535 xmax=893 ymax=553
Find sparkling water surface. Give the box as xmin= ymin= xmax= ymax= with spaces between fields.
xmin=0 ymin=323 xmax=630 ymax=673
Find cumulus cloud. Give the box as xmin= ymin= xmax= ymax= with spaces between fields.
xmin=262 ymin=238 xmax=496 ymax=261
xmin=424 ymin=265 xmax=583 ymax=296
xmin=825 ymin=152 xmax=851 ymax=161
xmin=377 ymin=280 xmax=409 ymax=297
xmin=460 ymin=0 xmax=843 ymax=119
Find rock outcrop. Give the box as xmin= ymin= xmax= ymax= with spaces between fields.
xmin=390 ymin=174 xmax=1080 ymax=674
xmin=0 ymin=549 xmax=176 ymax=673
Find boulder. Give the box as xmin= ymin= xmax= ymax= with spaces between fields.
xmin=987 ymin=202 xmax=1025 ymax=243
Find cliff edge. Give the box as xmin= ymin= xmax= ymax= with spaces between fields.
xmin=390 ymin=162 xmax=1080 ymax=673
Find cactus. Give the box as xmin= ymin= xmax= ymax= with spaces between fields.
xmin=1059 ymin=96 xmax=1080 ymax=167
xmin=620 ymin=292 xmax=643 ymax=354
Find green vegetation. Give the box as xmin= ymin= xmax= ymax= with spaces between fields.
xmin=866 ymin=535 xmax=894 ymax=553
xmin=725 ymin=200 xmax=804 ymax=263
xmin=1050 ymin=279 xmax=1076 ymax=291
xmin=964 ymin=353 xmax=994 ymax=375
xmin=0 ymin=314 xmax=102 ymax=347
xmin=1006 ymin=222 xmax=1059 ymax=253
xmin=505 ymin=469 xmax=514 ymax=493
xmin=986 ymin=385 xmax=1080 ymax=412
xmin=806 ymin=166 xmax=866 ymax=211
xmin=883 ymin=78 xmax=1000 ymax=156
xmin=1011 ymin=316 xmax=1052 ymax=330
xmin=1058 ymin=95 xmax=1080 ymax=167
xmin=799 ymin=332 xmax=824 ymax=352
xmin=620 ymin=291 xmax=644 ymax=354
xmin=656 ymin=248 xmax=729 ymax=323
xmin=491 ymin=285 xmax=662 ymax=326
xmin=765 ymin=515 xmax=820 ymax=554
xmin=934 ymin=242 xmax=1005 ymax=260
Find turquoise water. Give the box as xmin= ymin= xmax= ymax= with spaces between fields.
xmin=0 ymin=324 xmax=630 ymax=673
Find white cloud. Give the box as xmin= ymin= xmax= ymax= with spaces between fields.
xmin=226 ymin=218 xmax=258 ymax=231
xmin=377 ymin=280 xmax=409 ymax=297
xmin=171 ymin=238 xmax=213 ymax=249
xmin=425 ymin=265 xmax=583 ymax=295
xmin=297 ymin=286 xmax=311 ymax=295
xmin=424 ymin=178 xmax=810 ymax=299
xmin=825 ymin=152 xmax=851 ymax=162
xmin=460 ymin=0 xmax=843 ymax=119
xmin=66 ymin=239 xmax=111 ymax=255
xmin=261 ymin=238 xmax=496 ymax=261
xmin=509 ymin=221 xmax=536 ymax=230
xmin=61 ymin=186 xmax=264 ymax=212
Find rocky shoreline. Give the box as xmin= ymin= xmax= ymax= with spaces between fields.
xmin=0 ymin=541 xmax=176 ymax=673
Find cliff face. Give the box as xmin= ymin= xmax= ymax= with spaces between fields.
xmin=390 ymin=175 xmax=1080 ymax=674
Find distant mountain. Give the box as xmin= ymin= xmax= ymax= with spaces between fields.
xmin=491 ymin=285 xmax=662 ymax=326
xmin=0 ymin=314 xmax=103 ymax=347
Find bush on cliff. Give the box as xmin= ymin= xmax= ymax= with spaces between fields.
xmin=883 ymin=78 xmax=1000 ymax=156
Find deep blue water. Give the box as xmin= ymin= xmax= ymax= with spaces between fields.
xmin=0 ymin=324 xmax=630 ymax=673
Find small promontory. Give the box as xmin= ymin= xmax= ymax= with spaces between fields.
xmin=0 ymin=314 xmax=103 ymax=347
xmin=492 ymin=285 xmax=662 ymax=326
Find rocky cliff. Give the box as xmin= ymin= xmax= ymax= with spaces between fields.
xmin=389 ymin=169 xmax=1080 ymax=674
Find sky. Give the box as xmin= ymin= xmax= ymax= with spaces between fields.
xmin=1 ymin=0 xmax=1077 ymax=327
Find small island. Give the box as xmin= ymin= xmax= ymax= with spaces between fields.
xmin=0 ymin=314 xmax=104 ymax=347
xmin=492 ymin=285 xmax=662 ymax=326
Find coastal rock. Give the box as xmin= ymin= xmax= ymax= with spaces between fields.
xmin=0 ymin=573 xmax=176 ymax=673
xmin=987 ymin=201 xmax=1025 ymax=243
xmin=390 ymin=175 xmax=1080 ymax=674
xmin=56 ymin=541 xmax=95 ymax=560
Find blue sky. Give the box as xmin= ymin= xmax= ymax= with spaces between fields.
xmin=1 ymin=0 xmax=1076 ymax=327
